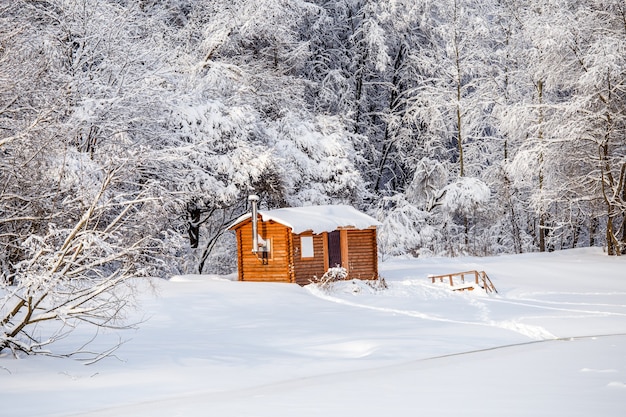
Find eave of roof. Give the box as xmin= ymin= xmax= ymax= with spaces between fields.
xmin=228 ymin=205 xmax=381 ymax=235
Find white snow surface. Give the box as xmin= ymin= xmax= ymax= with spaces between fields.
xmin=230 ymin=204 xmax=381 ymax=234
xmin=2 ymin=248 xmax=626 ymax=416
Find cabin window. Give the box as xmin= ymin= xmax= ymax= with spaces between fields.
xmin=258 ymin=236 xmax=272 ymax=263
xmin=301 ymin=236 xmax=314 ymax=258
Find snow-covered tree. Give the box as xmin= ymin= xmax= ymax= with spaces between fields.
xmin=1 ymin=0 xmax=177 ymax=355
xmin=4 ymin=0 xmax=626 ymax=305
xmin=500 ymin=0 xmax=626 ymax=254
xmin=1 ymin=166 xmax=156 ymax=356
xmin=555 ymin=1 xmax=626 ymax=254
xmin=145 ymin=0 xmax=368 ymax=274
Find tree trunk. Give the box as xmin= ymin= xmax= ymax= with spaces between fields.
xmin=589 ymin=216 xmax=598 ymax=247
xmin=374 ymin=43 xmax=405 ymax=192
xmin=503 ymin=172 xmax=522 ymax=253
xmin=453 ymin=0 xmax=464 ymax=178
xmin=618 ymin=163 xmax=626 ymax=255
xmin=536 ymin=80 xmax=546 ymax=252
xmin=187 ymin=206 xmax=201 ymax=249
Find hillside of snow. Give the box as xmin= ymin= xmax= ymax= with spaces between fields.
xmin=2 ymin=248 xmax=625 ymax=416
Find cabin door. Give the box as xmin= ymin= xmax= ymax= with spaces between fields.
xmin=327 ymin=231 xmax=342 ymax=268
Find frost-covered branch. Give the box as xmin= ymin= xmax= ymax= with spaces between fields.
xmin=0 ymin=164 xmax=152 ymax=357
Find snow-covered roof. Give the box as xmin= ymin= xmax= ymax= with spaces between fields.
xmin=229 ymin=205 xmax=381 ymax=235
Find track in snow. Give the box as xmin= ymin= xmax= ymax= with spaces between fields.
xmin=305 ymin=281 xmax=626 ymax=340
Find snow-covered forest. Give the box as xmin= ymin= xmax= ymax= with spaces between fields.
xmin=1 ymin=0 xmax=626 ymax=282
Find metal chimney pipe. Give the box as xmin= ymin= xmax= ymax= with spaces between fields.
xmin=248 ymin=195 xmax=260 ymax=253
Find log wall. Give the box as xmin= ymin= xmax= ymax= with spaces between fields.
xmin=292 ymin=233 xmax=327 ymax=285
xmin=235 ymin=219 xmax=294 ymax=283
xmin=345 ymin=228 xmax=378 ymax=280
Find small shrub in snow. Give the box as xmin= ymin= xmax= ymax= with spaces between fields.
xmin=346 ymin=276 xmax=388 ymax=294
xmin=310 ymin=267 xmax=348 ymax=292
xmin=310 ymin=269 xmax=388 ymax=295
xmin=366 ymin=276 xmax=388 ymax=291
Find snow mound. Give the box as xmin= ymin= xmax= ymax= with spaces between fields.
xmin=169 ymin=274 xmax=235 ymax=282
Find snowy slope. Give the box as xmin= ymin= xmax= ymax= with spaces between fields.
xmin=1 ymin=248 xmax=625 ymax=416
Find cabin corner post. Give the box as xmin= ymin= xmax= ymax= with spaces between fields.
xmin=287 ymin=230 xmax=295 ymax=283
xmin=373 ymin=228 xmax=379 ymax=279
xmin=322 ymin=232 xmax=329 ymax=271
xmin=339 ymin=229 xmax=349 ymax=272
xmin=236 ymin=228 xmax=244 ymax=281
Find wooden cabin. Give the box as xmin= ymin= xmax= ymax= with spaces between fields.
xmin=228 ymin=200 xmax=381 ymax=285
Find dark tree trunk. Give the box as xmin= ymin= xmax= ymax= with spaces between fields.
xmin=188 ymin=206 xmax=201 ymax=249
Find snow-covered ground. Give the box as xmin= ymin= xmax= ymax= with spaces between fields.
xmin=2 ymin=248 xmax=626 ymax=416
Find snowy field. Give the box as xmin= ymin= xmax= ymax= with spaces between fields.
xmin=2 ymin=248 xmax=626 ymax=416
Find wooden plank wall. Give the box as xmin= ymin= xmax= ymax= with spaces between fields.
xmin=292 ymin=233 xmax=327 ymax=285
xmin=237 ymin=219 xmax=293 ymax=283
xmin=345 ymin=228 xmax=378 ymax=280
xmin=292 ymin=228 xmax=378 ymax=284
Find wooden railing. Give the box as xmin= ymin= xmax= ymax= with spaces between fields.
xmin=429 ymin=270 xmax=498 ymax=294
